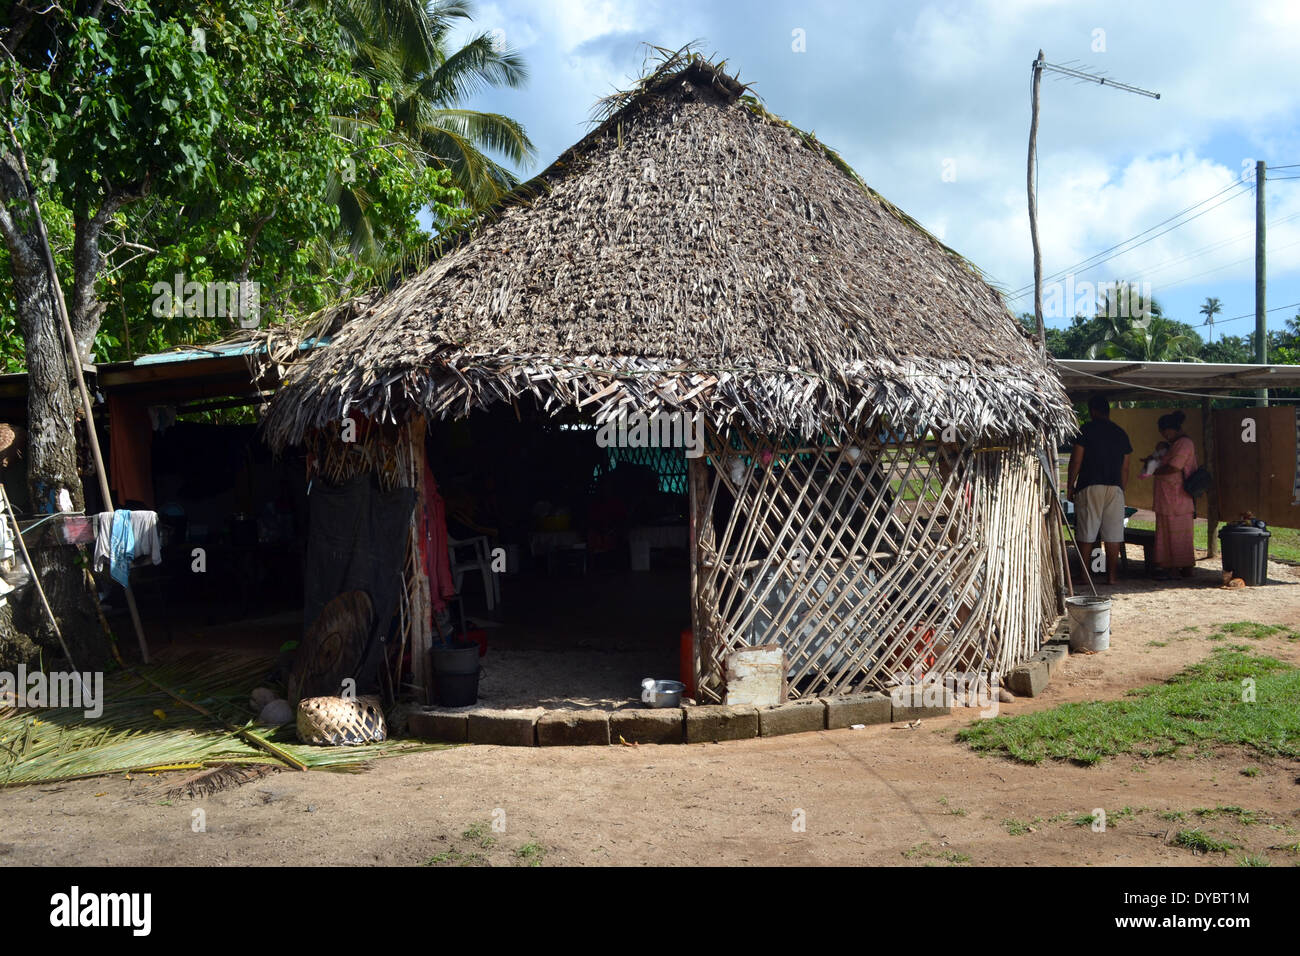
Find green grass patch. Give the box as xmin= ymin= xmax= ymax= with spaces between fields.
xmin=1194 ymin=805 xmax=1262 ymax=826
xmin=514 ymin=841 xmax=546 ymax=866
xmin=1126 ymin=521 xmax=1300 ymax=564
xmin=1240 ymin=767 xmax=1261 ymax=777
xmin=1002 ymin=817 xmax=1038 ymax=836
xmin=1158 ymin=810 xmax=1187 ymax=822
xmin=902 ymin=842 xmax=970 ymax=865
xmin=1214 ymin=622 xmax=1300 ymax=641
xmin=1175 ymin=829 xmax=1236 ymax=854
xmin=462 ymin=821 xmax=497 ymax=850
xmin=422 ymin=848 xmax=489 ymax=867
xmin=1237 ymin=854 xmax=1270 ymax=867
xmin=937 ymin=797 xmax=968 ymax=816
xmin=958 ymin=648 xmax=1300 ymax=765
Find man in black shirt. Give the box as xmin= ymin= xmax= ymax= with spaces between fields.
xmin=1067 ymin=395 xmax=1132 ymax=584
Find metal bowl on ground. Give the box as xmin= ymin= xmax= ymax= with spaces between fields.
xmin=641 ymin=679 xmax=685 ymax=708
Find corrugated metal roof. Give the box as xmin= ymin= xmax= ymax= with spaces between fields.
xmin=1054 ymin=359 xmax=1300 ymax=397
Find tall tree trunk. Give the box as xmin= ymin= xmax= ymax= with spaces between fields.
xmin=0 ymin=179 xmax=109 ymax=671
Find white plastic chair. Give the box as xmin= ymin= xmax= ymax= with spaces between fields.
xmin=448 ymin=535 xmax=499 ymax=611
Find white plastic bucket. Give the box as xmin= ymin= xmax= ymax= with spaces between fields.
xmin=1066 ymin=595 xmax=1112 ymax=652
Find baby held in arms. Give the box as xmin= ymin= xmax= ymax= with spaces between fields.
xmin=1140 ymin=440 xmax=1170 ymax=478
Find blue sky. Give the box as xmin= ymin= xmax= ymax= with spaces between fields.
xmin=448 ymin=0 xmax=1300 ymax=342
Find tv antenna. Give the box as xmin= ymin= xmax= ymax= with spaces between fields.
xmin=1027 ymin=51 xmax=1161 ymax=353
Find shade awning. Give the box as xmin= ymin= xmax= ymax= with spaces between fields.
xmin=1053 ymin=359 xmax=1300 ymax=399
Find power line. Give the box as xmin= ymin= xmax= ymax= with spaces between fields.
xmin=1008 ymin=181 xmax=1252 ymax=301
xmin=1010 ymin=179 xmax=1249 ymax=298
xmin=1008 ymin=179 xmax=1253 ymax=299
xmin=1214 ymin=300 xmax=1300 ymax=327
xmin=1078 ymin=210 xmax=1300 ymax=289
xmin=1159 ymin=235 xmax=1300 ymax=292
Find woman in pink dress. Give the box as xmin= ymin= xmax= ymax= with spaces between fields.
xmin=1151 ymin=410 xmax=1197 ymax=578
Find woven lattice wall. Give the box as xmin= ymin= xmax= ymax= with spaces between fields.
xmin=689 ymin=424 xmax=1060 ymax=703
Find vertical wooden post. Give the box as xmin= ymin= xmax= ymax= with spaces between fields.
xmin=1203 ymin=398 xmax=1219 ymax=559
xmin=1028 ymin=50 xmax=1046 ymax=354
xmin=687 ymin=454 xmax=705 ymax=701
xmin=408 ymin=418 xmax=433 ymax=704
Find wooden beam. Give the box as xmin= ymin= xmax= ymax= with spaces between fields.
xmin=1204 ymin=397 xmax=1218 ymax=560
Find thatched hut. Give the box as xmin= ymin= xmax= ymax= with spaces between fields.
xmin=262 ymin=53 xmax=1074 ymax=704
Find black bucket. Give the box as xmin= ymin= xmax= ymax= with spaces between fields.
xmin=432 ymin=643 xmax=480 ymax=707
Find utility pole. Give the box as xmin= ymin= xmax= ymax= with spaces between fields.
xmin=1028 ymin=51 xmax=1045 ymax=354
xmin=1027 ymin=54 xmax=1159 ymax=356
xmin=1255 ymin=159 xmax=1268 ymax=407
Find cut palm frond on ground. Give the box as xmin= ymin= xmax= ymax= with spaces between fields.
xmin=959 ymin=647 xmax=1300 ymax=765
xmin=163 ymin=763 xmax=279 ymax=800
xmin=0 ymin=650 xmax=448 ymax=787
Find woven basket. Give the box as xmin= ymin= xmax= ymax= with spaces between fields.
xmin=296 ymin=695 xmax=387 ymax=746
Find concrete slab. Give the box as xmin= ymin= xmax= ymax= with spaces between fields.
xmin=610 ymin=708 xmax=684 ymax=745
xmin=536 ymin=710 xmax=611 ymax=747
xmin=684 ymin=704 xmax=759 ymax=743
xmin=759 ymin=700 xmax=826 ymax=737
xmin=408 ymin=709 xmax=468 ymax=743
xmin=467 ymin=709 xmax=541 ymax=747
xmin=822 ymin=693 xmax=893 ymax=729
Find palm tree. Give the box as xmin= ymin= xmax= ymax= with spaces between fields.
xmin=1087 ymin=315 xmax=1201 ymax=362
xmin=1199 ymin=296 xmax=1223 ymax=343
xmin=320 ymin=0 xmax=536 ymax=258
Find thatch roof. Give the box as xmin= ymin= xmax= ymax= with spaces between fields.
xmin=262 ymin=52 xmax=1072 ymax=449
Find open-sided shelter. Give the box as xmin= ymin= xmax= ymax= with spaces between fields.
xmin=261 ymin=53 xmax=1075 ymax=703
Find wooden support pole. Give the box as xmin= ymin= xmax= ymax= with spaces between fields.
xmin=407 ymin=418 xmax=432 ymax=705
xmin=687 ymin=454 xmax=706 ymax=701
xmin=1 ymin=484 xmax=80 ymax=675
xmin=1028 ymin=50 xmax=1046 ymax=355
xmin=1204 ymin=396 xmax=1219 ymax=559
xmin=6 ymin=138 xmax=150 ymax=663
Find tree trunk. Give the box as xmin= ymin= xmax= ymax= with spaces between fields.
xmin=0 ymin=189 xmax=109 ymax=671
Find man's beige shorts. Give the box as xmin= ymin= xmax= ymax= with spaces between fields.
xmin=1076 ymin=484 xmax=1125 ymax=543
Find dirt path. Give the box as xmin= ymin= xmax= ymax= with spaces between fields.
xmin=2 ymin=558 xmax=1298 ymax=867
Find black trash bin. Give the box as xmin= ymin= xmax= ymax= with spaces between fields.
xmin=1218 ymin=523 xmax=1271 ymax=586
xmin=431 ymin=642 xmax=480 ymax=706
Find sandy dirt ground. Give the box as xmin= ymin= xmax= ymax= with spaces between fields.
xmin=2 ymin=553 xmax=1298 ymax=867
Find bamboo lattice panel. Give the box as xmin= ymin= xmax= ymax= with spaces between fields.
xmin=691 ymin=424 xmax=1056 ymax=702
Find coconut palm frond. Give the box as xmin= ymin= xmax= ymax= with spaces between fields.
xmin=0 ymin=651 xmax=449 ymax=787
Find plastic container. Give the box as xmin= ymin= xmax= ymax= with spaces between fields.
xmin=432 ymin=642 xmax=480 ymax=706
xmin=1219 ymin=523 xmax=1271 ymax=586
xmin=1066 ymin=595 xmax=1112 ymax=652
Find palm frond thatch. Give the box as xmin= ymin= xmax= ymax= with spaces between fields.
xmin=260 ymin=49 xmax=1072 ymax=448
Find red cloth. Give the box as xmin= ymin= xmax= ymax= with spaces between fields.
xmin=108 ymin=396 xmax=154 ymax=508
xmin=421 ymin=459 xmax=456 ymax=614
